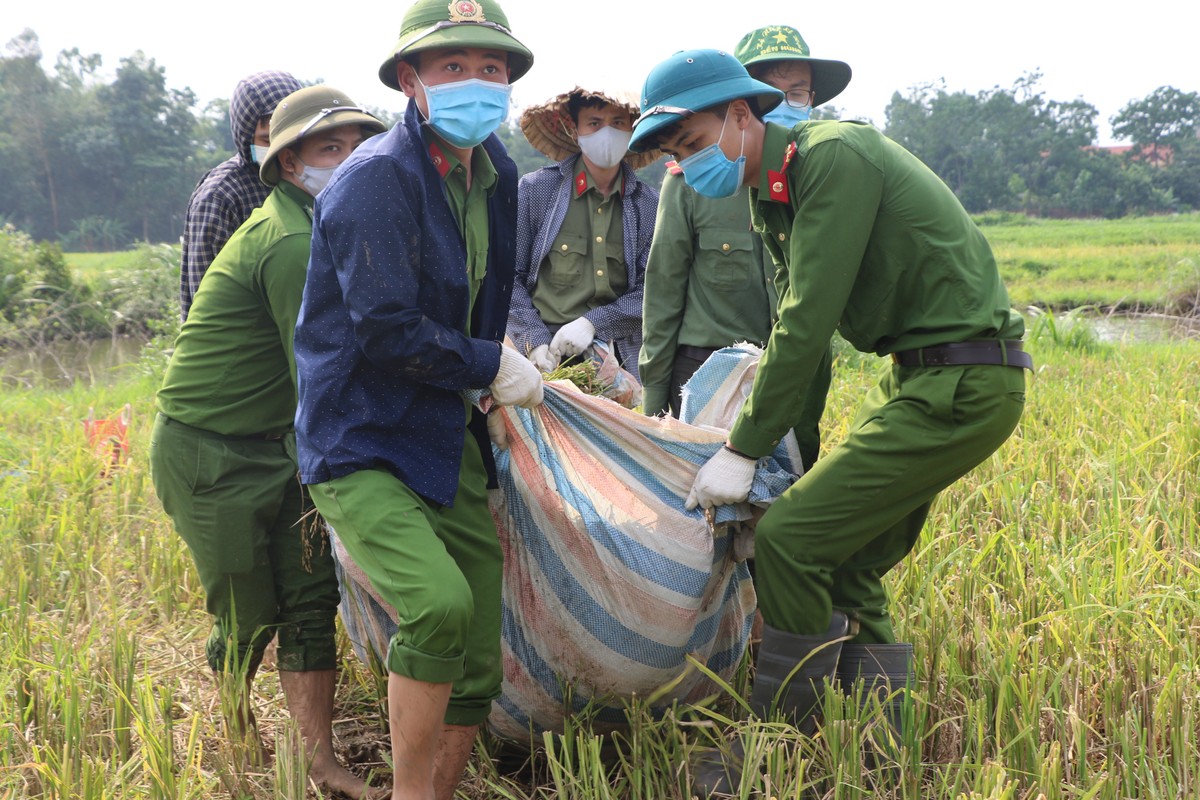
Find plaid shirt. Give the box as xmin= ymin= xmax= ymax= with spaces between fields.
xmin=180 ymin=70 xmax=301 ymax=320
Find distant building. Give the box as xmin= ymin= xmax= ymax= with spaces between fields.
xmin=1086 ymin=143 xmax=1174 ymax=166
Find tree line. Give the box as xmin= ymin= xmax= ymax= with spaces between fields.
xmin=1 ymin=30 xmax=1198 ymax=250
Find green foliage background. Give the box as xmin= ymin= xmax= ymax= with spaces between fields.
xmin=1 ymin=30 xmax=1198 ymax=251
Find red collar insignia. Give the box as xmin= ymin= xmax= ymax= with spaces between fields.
xmin=428 ymin=141 xmax=452 ymax=178
xmin=767 ymin=142 xmax=797 ymax=203
xmin=665 ymin=160 xmax=683 ymax=176
xmin=575 ymin=170 xmax=588 ymax=197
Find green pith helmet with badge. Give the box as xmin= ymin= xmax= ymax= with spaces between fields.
xmin=628 ymin=49 xmax=783 ymax=153
xmin=259 ymin=85 xmax=387 ymax=186
xmin=378 ymin=0 xmax=534 ymax=91
xmin=734 ymin=25 xmax=852 ymax=107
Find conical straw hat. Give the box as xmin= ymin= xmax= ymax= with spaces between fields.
xmin=519 ymin=86 xmax=664 ymax=170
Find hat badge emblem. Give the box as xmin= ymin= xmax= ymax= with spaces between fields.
xmin=448 ymin=0 xmax=485 ymax=22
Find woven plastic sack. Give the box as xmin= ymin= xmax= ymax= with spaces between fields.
xmin=333 ymin=344 xmax=799 ymax=741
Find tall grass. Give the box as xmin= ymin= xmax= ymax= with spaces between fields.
xmin=1 ymin=335 xmax=1198 ymax=798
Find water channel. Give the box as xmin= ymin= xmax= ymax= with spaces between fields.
xmin=0 ymin=336 xmax=150 ymax=389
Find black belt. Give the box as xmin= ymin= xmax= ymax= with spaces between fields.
xmin=890 ymin=340 xmax=1033 ymax=370
xmin=678 ymin=344 xmax=719 ymax=362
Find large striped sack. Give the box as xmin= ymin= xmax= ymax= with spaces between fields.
xmin=332 ymin=344 xmax=801 ymax=742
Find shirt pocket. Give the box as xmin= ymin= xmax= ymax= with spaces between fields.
xmin=696 ymin=230 xmax=756 ymax=291
xmin=544 ymin=233 xmax=587 ymax=289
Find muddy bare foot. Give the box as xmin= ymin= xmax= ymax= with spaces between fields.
xmin=310 ymin=758 xmax=389 ymax=799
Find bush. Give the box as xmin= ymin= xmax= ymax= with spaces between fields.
xmin=0 ymin=228 xmax=180 ymax=348
xmin=93 ymin=243 xmax=181 ymax=335
xmin=0 ymin=224 xmax=36 ymax=321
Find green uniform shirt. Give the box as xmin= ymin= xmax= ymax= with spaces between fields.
xmin=531 ymin=157 xmax=627 ymax=324
xmin=731 ymin=121 xmax=1024 ymax=457
xmin=639 ymin=173 xmax=776 ymax=415
xmin=430 ymin=132 xmax=497 ymax=321
xmin=156 ymin=181 xmax=314 ymax=437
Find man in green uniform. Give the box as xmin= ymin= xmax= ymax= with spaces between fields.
xmin=638 ymin=25 xmax=846 ymax=476
xmin=151 ymin=86 xmax=385 ymax=795
xmin=629 ymin=48 xmax=1029 ymax=793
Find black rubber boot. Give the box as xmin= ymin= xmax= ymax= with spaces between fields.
xmin=836 ymin=641 xmax=914 ymax=745
xmin=749 ymin=611 xmax=855 ymax=733
xmin=689 ymin=611 xmax=855 ymax=797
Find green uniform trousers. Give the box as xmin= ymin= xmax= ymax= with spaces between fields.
xmin=149 ymin=414 xmax=339 ymax=673
xmin=307 ymin=432 xmax=502 ymax=727
xmin=755 ymin=363 xmax=1026 ymax=643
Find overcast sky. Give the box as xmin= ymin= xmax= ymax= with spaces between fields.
xmin=8 ymin=0 xmax=1197 ymax=146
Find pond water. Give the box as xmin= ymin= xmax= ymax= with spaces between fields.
xmin=0 ymin=336 xmax=149 ymax=389
xmin=1083 ymin=313 xmax=1200 ymax=344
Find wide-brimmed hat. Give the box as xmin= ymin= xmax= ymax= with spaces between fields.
xmin=629 ymin=49 xmax=783 ymax=153
xmin=260 ymin=86 xmax=386 ymax=186
xmin=378 ymin=0 xmax=533 ymax=91
xmin=519 ymin=87 xmax=664 ymax=170
xmin=734 ymin=25 xmax=852 ymax=107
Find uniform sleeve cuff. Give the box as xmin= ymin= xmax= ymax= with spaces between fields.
xmin=729 ymin=415 xmax=785 ymax=459
xmin=641 ymin=385 xmax=669 ymax=416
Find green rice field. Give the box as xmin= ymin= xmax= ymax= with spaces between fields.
xmin=2 ymin=326 xmax=1198 ymax=798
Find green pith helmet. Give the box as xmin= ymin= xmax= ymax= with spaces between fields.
xmin=628 ymin=49 xmax=783 ymax=153
xmin=734 ymin=25 xmax=852 ymax=107
xmin=378 ymin=0 xmax=534 ymax=91
xmin=259 ymin=85 xmax=387 ymax=186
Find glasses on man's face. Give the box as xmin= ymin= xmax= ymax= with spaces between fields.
xmin=783 ymin=88 xmax=815 ymax=109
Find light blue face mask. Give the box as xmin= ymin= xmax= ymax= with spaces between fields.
xmin=419 ymin=76 xmax=513 ymax=149
xmin=763 ymin=101 xmax=811 ymax=128
xmin=251 ymin=144 xmax=269 ymax=164
xmin=678 ymin=109 xmax=745 ymax=199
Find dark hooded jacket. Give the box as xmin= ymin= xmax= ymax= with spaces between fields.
xmin=179 ymin=70 xmax=302 ymax=320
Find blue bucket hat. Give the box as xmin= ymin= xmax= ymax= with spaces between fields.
xmin=628 ymin=49 xmax=784 ymax=153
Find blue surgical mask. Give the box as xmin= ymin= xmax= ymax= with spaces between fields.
xmin=251 ymin=144 xmax=269 ymax=164
xmin=419 ymin=76 xmax=512 ymax=149
xmin=763 ymin=102 xmax=811 ymax=128
xmin=677 ymin=109 xmax=745 ymax=199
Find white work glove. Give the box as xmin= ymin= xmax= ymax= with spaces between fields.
xmin=685 ymin=446 xmax=756 ymax=510
xmin=528 ymin=343 xmax=559 ymax=373
xmin=549 ymin=316 xmax=595 ymax=361
xmin=486 ymin=410 xmax=508 ymax=451
xmin=490 ymin=345 xmax=544 ymax=409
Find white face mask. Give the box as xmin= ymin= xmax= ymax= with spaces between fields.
xmin=292 ymin=158 xmax=338 ymax=196
xmin=577 ymin=126 xmax=632 ymax=169
xmin=251 ymin=144 xmax=270 ymax=164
